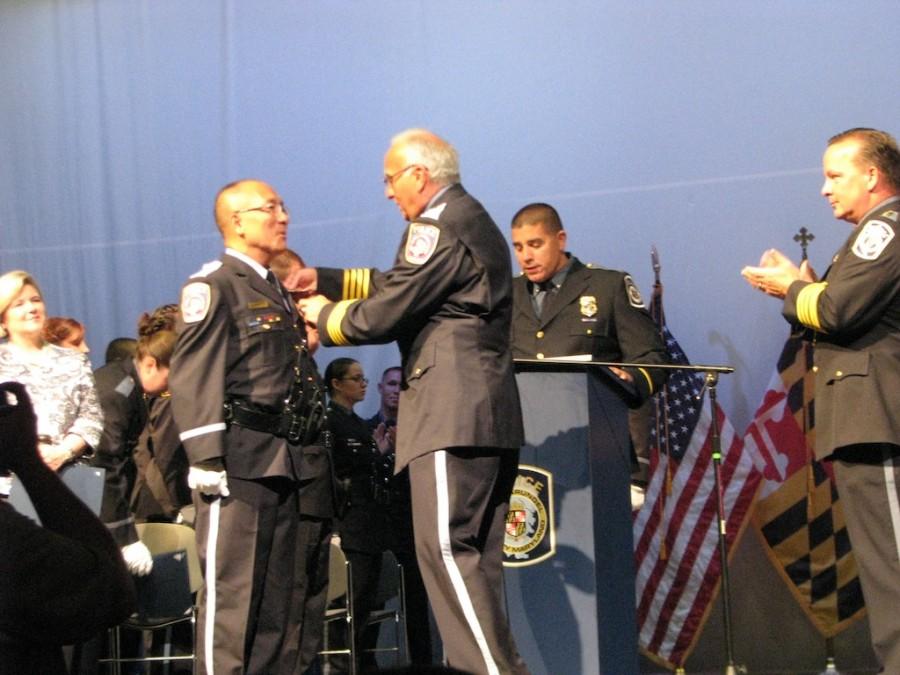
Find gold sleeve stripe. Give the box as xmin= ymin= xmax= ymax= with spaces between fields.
xmin=342 ymin=268 xmax=371 ymax=300
xmin=326 ymin=300 xmax=356 ymax=346
xmin=638 ymin=367 xmax=654 ymax=394
xmin=796 ymin=282 xmax=828 ymax=331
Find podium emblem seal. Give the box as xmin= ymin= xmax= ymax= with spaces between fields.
xmin=503 ymin=464 xmax=556 ymax=567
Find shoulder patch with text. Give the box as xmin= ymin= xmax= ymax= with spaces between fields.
xmin=181 ymin=282 xmax=211 ymax=323
xmin=852 ymin=220 xmax=895 ymax=261
xmin=405 ymin=223 xmax=441 ymax=265
xmin=624 ymin=274 xmax=646 ymax=308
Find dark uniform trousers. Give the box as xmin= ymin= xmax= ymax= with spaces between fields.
xmin=832 ymin=444 xmax=900 ymax=673
xmin=409 ymin=448 xmax=526 ymax=675
xmin=194 ymin=475 xmax=306 ymax=675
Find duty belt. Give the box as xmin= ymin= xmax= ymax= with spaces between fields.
xmin=223 ymin=398 xmax=326 ymax=445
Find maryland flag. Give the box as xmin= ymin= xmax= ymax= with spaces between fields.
xmin=743 ymin=335 xmax=865 ymax=635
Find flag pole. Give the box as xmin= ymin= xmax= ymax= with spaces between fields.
xmin=704 ymin=371 xmax=740 ymax=675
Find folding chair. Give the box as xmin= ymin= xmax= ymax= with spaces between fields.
xmin=319 ymin=536 xmax=356 ymax=675
xmin=362 ymin=550 xmax=409 ymax=668
xmin=99 ymin=522 xmax=203 ymax=674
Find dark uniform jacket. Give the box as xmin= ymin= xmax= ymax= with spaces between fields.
xmin=326 ymin=402 xmax=387 ymax=553
xmin=130 ymin=394 xmax=191 ymax=521
xmin=511 ymin=256 xmax=668 ymax=403
xmin=783 ymin=196 xmax=900 ymax=459
xmin=170 ymin=253 xmax=319 ymax=480
xmin=317 ymin=183 xmax=524 ymax=471
xmin=92 ymin=358 xmax=146 ymax=546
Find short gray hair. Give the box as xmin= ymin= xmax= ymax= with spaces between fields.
xmin=391 ymin=128 xmax=460 ymax=185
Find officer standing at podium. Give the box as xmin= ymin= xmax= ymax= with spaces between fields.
xmin=509 ymin=202 xmax=668 ymax=401
xmin=509 ymin=202 xmax=669 ymax=507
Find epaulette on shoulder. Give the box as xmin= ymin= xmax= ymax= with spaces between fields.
xmin=420 ymin=202 xmax=447 ymax=221
xmin=190 ymin=260 xmax=223 ymax=278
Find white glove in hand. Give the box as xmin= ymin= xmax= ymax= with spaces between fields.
xmin=122 ymin=540 xmax=154 ymax=576
xmin=188 ymin=466 xmax=230 ymax=497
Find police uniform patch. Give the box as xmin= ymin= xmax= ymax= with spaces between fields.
xmin=181 ymin=282 xmax=211 ymax=323
xmin=852 ymin=220 xmax=895 ymax=261
xmin=624 ymin=274 xmax=645 ymax=308
xmin=405 ymin=223 xmax=440 ymax=265
xmin=579 ymin=295 xmax=598 ymax=318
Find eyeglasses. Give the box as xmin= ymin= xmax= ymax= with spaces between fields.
xmin=383 ymin=165 xmax=419 ymax=188
xmin=234 ymin=202 xmax=290 ymax=218
xmin=341 ymin=375 xmax=369 ymax=384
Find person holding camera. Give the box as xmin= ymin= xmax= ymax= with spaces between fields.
xmin=0 ymin=381 xmax=135 ymax=673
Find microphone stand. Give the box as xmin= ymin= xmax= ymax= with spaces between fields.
xmin=515 ymin=358 xmax=741 ymax=674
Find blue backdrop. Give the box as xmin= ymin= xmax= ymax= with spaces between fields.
xmin=3 ymin=1 xmax=899 ymax=670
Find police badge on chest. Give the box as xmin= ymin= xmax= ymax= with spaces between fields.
xmin=579 ymin=295 xmax=598 ymax=321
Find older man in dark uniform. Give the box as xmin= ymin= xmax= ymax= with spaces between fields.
xmin=170 ymin=180 xmax=326 ymax=674
xmin=300 ymin=129 xmax=528 ymax=675
xmin=742 ymin=128 xmax=900 ymax=673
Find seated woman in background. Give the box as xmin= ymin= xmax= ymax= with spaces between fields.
xmin=324 ymin=357 xmax=394 ymax=673
xmin=0 ymin=271 xmax=103 ymax=473
xmin=130 ymin=304 xmax=192 ymax=523
xmin=43 ymin=316 xmax=90 ymax=353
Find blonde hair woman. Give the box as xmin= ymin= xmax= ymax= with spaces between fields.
xmin=0 ymin=270 xmax=103 ymax=471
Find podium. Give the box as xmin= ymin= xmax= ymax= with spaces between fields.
xmin=504 ymin=364 xmax=638 ymax=675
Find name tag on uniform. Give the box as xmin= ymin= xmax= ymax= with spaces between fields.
xmin=248 ymin=300 xmax=270 ymax=309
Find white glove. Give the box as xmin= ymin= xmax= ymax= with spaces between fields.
xmin=122 ymin=540 xmax=154 ymax=576
xmin=188 ymin=466 xmax=230 ymax=497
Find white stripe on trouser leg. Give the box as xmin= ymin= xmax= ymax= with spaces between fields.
xmin=882 ymin=452 xmax=900 ymax=565
xmin=434 ymin=450 xmax=500 ymax=675
xmin=204 ymin=497 xmax=221 ymax=675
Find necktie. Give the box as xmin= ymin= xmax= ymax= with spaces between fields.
xmin=533 ymin=280 xmax=554 ymax=317
xmin=266 ymin=271 xmax=293 ymax=313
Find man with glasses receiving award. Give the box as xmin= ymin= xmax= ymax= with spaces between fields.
xmin=169 ymin=180 xmax=327 ymax=675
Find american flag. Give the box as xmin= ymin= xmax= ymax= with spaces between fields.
xmin=633 ymin=323 xmax=764 ymax=669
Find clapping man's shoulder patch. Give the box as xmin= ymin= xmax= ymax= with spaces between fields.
xmin=181 ymin=282 xmax=211 ymax=323
xmin=405 ymin=222 xmax=441 ymax=265
xmin=852 ymin=220 xmax=895 ymax=261
xmin=624 ymin=275 xmax=646 ymax=308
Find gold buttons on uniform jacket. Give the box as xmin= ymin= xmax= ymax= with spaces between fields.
xmin=536 ymin=331 xmax=544 ymax=339
xmin=812 ymin=366 xmax=819 ymax=373
xmin=836 ymin=371 xmax=843 ymax=377
xmin=537 ymin=353 xmax=545 ymax=359
xmin=414 ymin=367 xmax=422 ymax=375
xmin=586 ymin=329 xmax=593 ymax=335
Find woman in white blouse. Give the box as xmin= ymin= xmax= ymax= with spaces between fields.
xmin=0 ymin=270 xmax=103 ymax=471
